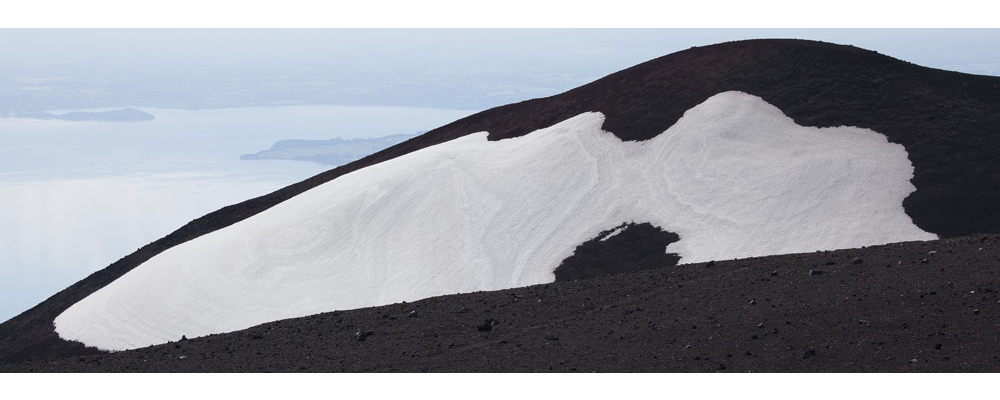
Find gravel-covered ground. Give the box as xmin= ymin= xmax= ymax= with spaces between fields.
xmin=5 ymin=234 xmax=999 ymax=372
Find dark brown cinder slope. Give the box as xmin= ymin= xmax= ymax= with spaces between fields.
xmin=6 ymin=234 xmax=1000 ymax=372
xmin=1 ymin=39 xmax=999 ymax=365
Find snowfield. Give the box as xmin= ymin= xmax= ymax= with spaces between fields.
xmin=54 ymin=91 xmax=937 ymax=351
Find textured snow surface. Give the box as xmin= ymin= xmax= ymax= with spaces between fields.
xmin=55 ymin=92 xmax=936 ymax=351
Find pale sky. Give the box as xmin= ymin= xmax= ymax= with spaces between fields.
xmin=2 ymin=29 xmax=999 ymax=113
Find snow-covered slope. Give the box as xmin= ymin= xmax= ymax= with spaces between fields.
xmin=54 ymin=92 xmax=936 ymax=351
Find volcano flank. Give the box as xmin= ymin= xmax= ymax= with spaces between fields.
xmin=2 ymin=39 xmax=999 ymax=372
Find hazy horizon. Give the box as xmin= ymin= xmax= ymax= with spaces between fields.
xmin=3 ymin=29 xmax=999 ymax=115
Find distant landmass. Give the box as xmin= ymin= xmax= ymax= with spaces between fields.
xmin=241 ymin=133 xmax=420 ymax=166
xmin=16 ymin=108 xmax=155 ymax=122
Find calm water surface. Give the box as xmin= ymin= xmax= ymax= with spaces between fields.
xmin=0 ymin=105 xmax=476 ymax=322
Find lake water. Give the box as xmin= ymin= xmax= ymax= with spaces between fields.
xmin=0 ymin=105 xmax=477 ymax=322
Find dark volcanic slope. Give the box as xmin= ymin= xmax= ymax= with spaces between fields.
xmin=2 ymin=39 xmax=1000 ymax=363
xmin=5 ymin=235 xmax=1000 ymax=372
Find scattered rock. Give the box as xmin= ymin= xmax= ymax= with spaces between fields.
xmin=408 ymin=310 xmax=419 ymax=318
xmin=802 ymin=349 xmax=817 ymax=359
xmin=477 ymin=318 xmax=499 ymax=332
xmin=935 ymin=343 xmax=943 ymax=350
xmin=920 ymin=258 xmax=929 ymax=264
xmin=852 ymin=257 xmax=864 ymax=265
xmin=809 ymin=269 xmax=823 ymax=276
xmin=355 ymin=330 xmax=374 ymax=342
xmin=545 ymin=335 xmax=559 ymax=341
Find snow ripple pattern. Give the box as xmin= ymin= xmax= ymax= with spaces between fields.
xmin=55 ymin=92 xmax=936 ymax=350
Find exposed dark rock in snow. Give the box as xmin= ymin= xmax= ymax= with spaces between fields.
xmin=554 ymin=222 xmax=680 ymax=281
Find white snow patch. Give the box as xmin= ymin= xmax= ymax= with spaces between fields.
xmin=54 ymin=91 xmax=936 ymax=351
xmin=598 ymin=224 xmax=629 ymax=242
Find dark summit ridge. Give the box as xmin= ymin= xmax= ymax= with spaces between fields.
xmin=2 ymin=39 xmax=1000 ymax=367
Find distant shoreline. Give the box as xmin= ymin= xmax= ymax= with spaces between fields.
xmin=241 ymin=133 xmax=420 ymax=166
xmin=11 ymin=108 xmax=155 ymax=122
